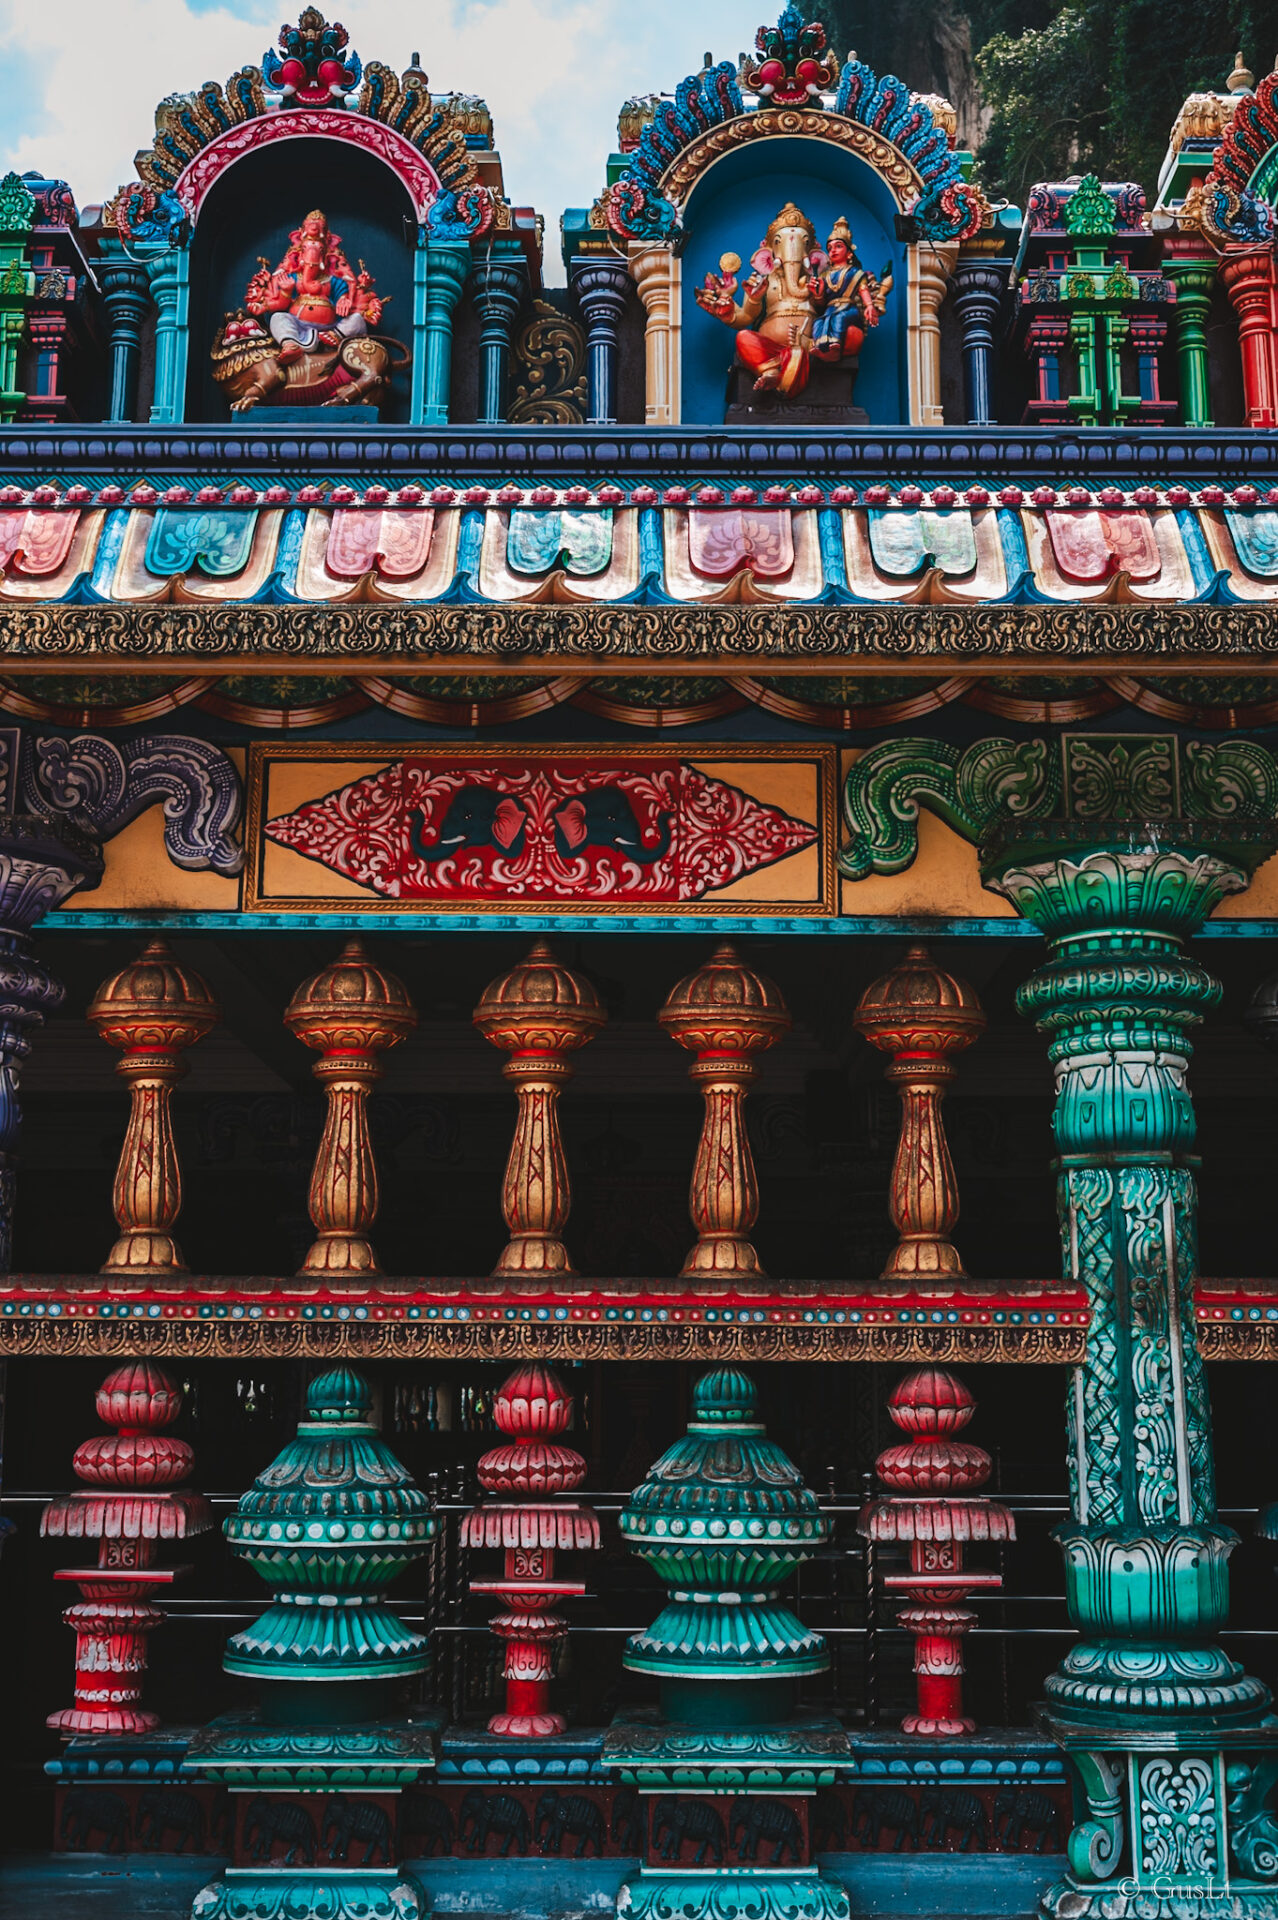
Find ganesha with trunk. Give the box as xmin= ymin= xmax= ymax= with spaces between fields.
xmin=696 ymin=203 xmax=892 ymax=398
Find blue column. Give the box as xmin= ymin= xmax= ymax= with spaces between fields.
xmin=570 ymin=255 xmax=630 ymax=425
xmin=469 ymin=249 xmax=528 ymax=425
xmin=414 ymin=245 xmax=468 ymax=426
xmin=97 ymin=257 xmax=150 ymax=423
xmin=951 ymin=258 xmax=1011 ymax=426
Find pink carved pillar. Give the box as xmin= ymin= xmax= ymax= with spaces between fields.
xmin=1220 ymin=248 xmax=1278 ymax=428
xmin=462 ymin=1364 xmax=599 ymax=1736
xmin=41 ymin=1362 xmax=212 ymax=1734
xmin=858 ymin=1368 xmax=1014 ymax=1736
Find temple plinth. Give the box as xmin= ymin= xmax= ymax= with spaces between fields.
xmin=184 ymin=1367 xmax=440 ymax=1920
xmin=607 ymin=1366 xmax=853 ymax=1920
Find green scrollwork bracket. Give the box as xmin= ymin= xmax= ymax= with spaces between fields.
xmin=837 ymin=737 xmax=1059 ymax=879
xmin=1066 ymin=1751 xmax=1126 ymax=1884
xmin=1183 ymin=741 xmax=1278 ymax=822
xmin=839 ymin=734 xmax=1278 ymax=883
xmin=1228 ymin=1758 xmax=1278 ymax=1881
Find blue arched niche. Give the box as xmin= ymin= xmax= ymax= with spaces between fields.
xmin=680 ymin=136 xmax=909 ymax=426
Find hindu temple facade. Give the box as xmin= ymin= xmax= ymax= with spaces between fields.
xmin=4 ymin=8 xmax=1278 ymax=1920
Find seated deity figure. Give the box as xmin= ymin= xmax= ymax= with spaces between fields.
xmin=696 ymin=204 xmax=892 ymax=396
xmin=245 ymin=208 xmax=386 ymax=363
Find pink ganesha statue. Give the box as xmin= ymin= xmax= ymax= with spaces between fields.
xmin=211 ymin=208 xmax=407 ymax=412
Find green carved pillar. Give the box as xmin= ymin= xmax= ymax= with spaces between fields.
xmin=413 ymin=244 xmax=468 ymax=426
xmin=0 ymin=172 xmax=35 ymax=424
xmin=605 ymin=1367 xmax=854 ymax=1920
xmin=184 ymin=1367 xmax=440 ymax=1920
xmin=1165 ymin=253 xmax=1217 ymax=428
xmin=840 ymin=734 xmax=1278 ymax=1920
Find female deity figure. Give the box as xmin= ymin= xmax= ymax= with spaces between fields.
xmin=696 ymin=204 xmax=891 ymax=396
xmin=245 ymin=209 xmax=386 ymax=364
xmin=810 ymin=216 xmax=887 ymax=360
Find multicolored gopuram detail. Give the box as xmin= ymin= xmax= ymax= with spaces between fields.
xmin=185 ymin=1367 xmax=440 ymax=1920
xmin=607 ymin=1367 xmax=854 ymax=1920
xmin=11 ymin=3 xmax=1278 ymax=1914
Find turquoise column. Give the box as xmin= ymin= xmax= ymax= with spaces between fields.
xmin=98 ymin=251 xmax=151 ymax=424
xmin=143 ymin=245 xmax=190 ymax=424
xmin=413 ymin=244 xmax=468 ymax=426
xmin=839 ymin=734 xmax=1278 ymax=1920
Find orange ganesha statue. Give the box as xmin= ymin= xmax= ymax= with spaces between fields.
xmin=696 ymin=204 xmax=893 ymax=396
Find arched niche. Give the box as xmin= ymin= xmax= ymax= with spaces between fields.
xmin=187 ymin=135 xmax=416 ymax=422
xmin=680 ymin=137 xmax=909 ymax=427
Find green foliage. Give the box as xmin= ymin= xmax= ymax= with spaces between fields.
xmin=823 ymin=0 xmax=1276 ymax=206
xmin=977 ymin=9 xmax=1106 ymax=200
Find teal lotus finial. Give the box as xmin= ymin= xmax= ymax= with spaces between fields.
xmin=223 ymin=1365 xmax=437 ymax=1694
xmin=306 ymin=1367 xmax=373 ymax=1422
xmin=691 ymin=1366 xmax=757 ymax=1422
xmin=621 ymin=1366 xmax=827 ymax=1726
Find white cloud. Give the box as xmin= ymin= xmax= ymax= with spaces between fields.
xmin=0 ymin=0 xmax=760 ymax=280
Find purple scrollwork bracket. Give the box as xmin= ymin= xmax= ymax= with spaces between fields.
xmin=22 ymin=732 xmax=244 ymax=876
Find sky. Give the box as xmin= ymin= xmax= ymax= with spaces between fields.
xmin=0 ymin=0 xmax=769 ymax=282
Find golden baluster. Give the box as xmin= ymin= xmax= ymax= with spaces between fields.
xmin=474 ymin=942 xmax=605 ymax=1277
xmin=284 ymin=939 xmax=417 ymax=1276
xmin=853 ymin=944 xmax=986 ymax=1284
xmin=659 ymin=943 xmax=790 ymax=1282
xmin=88 ymin=940 xmax=219 ymax=1277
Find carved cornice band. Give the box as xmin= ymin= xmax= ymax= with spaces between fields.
xmin=8 ymin=601 xmax=1278 ymax=664
xmin=0 ymin=1280 xmax=1271 ymax=1359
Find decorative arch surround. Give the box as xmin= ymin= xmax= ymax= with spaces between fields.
xmin=1203 ymin=69 xmax=1278 ymax=243
xmin=175 ymin=113 xmax=454 ymax=228
xmin=114 ymin=31 xmax=497 ymax=244
xmin=99 ymin=10 xmax=532 ymax=427
xmin=603 ymin=32 xmax=987 ymax=246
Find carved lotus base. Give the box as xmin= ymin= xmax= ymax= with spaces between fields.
xmin=487 ymin=1708 xmax=567 ymax=1737
xmin=193 ymin=1871 xmax=427 ymax=1920
xmin=619 ymin=1868 xmax=850 ymax=1920
xmin=47 ymin=1703 xmax=161 ymax=1735
xmin=899 ymin=1711 xmax=975 ymax=1736
xmin=1044 ymin=1641 xmax=1270 ymax=1718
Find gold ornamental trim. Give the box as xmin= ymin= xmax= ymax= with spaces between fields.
xmin=3 ymin=601 xmax=1278 ymax=667
xmin=660 ymin=108 xmax=922 ymax=212
xmin=3 ymin=1314 xmax=1273 ymax=1361
xmin=1 ymin=1283 xmax=1271 ymax=1359
xmin=0 ymin=1316 xmax=1086 ymax=1362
